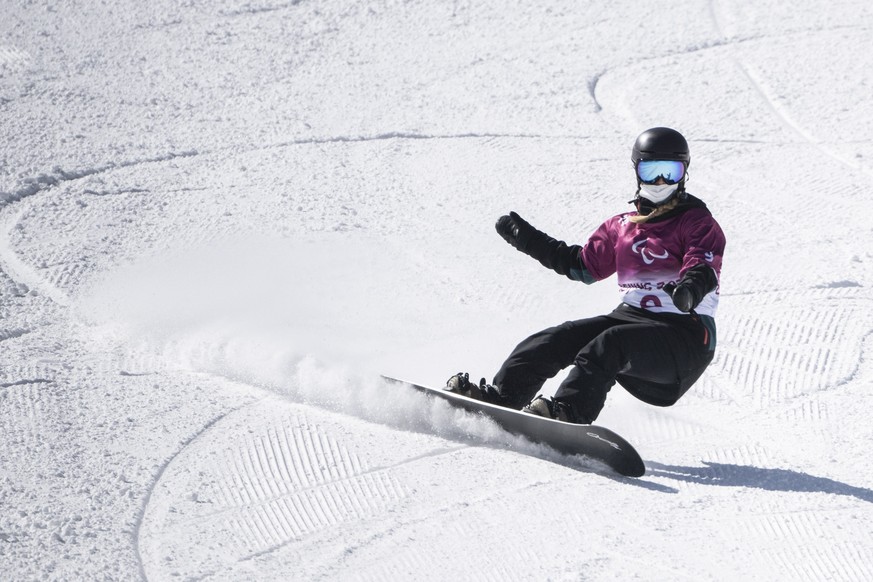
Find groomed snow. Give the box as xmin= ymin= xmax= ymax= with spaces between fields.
xmin=2 ymin=0 xmax=873 ymax=580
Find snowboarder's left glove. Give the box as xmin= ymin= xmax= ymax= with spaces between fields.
xmin=495 ymin=211 xmax=534 ymax=252
xmin=663 ymin=282 xmax=696 ymax=312
xmin=663 ymin=264 xmax=718 ymax=312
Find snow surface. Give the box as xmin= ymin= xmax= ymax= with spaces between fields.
xmin=2 ymin=0 xmax=873 ymax=580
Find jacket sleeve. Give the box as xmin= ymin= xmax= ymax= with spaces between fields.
xmin=524 ymin=231 xmax=594 ymax=282
xmin=578 ymin=218 xmax=617 ymax=282
xmin=521 ymin=219 xmax=620 ymax=284
xmin=679 ymin=212 xmax=726 ymax=296
xmin=504 ymin=223 xmax=594 ymax=283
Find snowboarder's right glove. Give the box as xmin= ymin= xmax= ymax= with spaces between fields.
xmin=495 ymin=212 xmax=590 ymax=282
xmin=495 ymin=211 xmax=535 ymax=252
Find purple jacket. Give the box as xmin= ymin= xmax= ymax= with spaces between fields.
xmin=581 ymin=205 xmax=725 ymax=317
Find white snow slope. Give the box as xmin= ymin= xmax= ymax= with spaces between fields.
xmin=2 ymin=0 xmax=873 ymax=580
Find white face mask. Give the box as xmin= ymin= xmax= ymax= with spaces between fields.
xmin=639 ymin=182 xmax=679 ymax=204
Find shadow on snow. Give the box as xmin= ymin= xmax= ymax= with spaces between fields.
xmin=646 ymin=461 xmax=873 ymax=503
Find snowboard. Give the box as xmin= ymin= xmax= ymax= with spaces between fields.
xmin=383 ymin=376 xmax=645 ymax=477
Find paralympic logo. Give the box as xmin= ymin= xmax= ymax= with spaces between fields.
xmin=632 ymin=239 xmax=669 ymax=265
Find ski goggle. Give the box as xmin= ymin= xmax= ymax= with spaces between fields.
xmin=636 ymin=159 xmax=686 ymax=185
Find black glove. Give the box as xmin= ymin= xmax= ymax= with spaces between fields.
xmin=495 ymin=211 xmax=534 ymax=252
xmin=495 ymin=211 xmax=589 ymax=281
xmin=663 ymin=264 xmax=718 ymax=313
xmin=663 ymin=282 xmax=696 ymax=312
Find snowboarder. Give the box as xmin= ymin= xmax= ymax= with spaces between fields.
xmin=448 ymin=127 xmax=726 ymax=424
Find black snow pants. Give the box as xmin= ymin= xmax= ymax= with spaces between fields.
xmin=493 ymin=303 xmax=715 ymax=423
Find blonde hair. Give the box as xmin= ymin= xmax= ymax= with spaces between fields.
xmin=629 ymin=197 xmax=680 ymax=224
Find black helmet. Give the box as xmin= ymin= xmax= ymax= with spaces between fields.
xmin=631 ymin=127 xmax=690 ymax=212
xmin=632 ymin=127 xmax=690 ymax=165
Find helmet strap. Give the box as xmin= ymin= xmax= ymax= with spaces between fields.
xmin=630 ymin=196 xmax=681 ymax=223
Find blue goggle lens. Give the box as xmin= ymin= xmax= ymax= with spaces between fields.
xmin=636 ymin=160 xmax=686 ymax=185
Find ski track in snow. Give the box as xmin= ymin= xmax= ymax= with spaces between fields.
xmin=2 ymin=1 xmax=873 ymax=580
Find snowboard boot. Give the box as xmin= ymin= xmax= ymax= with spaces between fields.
xmin=522 ymin=396 xmax=582 ymax=424
xmin=445 ymin=372 xmax=501 ymax=403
